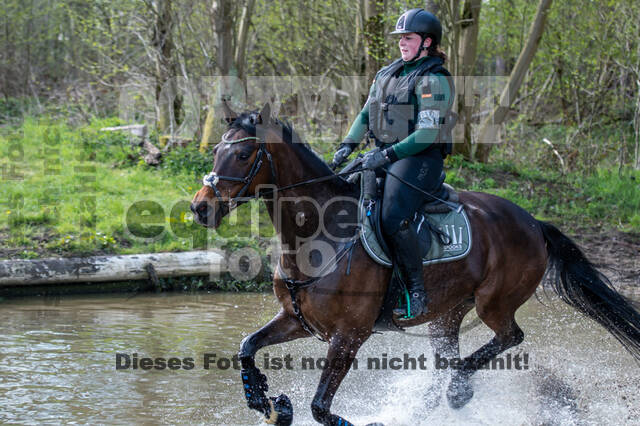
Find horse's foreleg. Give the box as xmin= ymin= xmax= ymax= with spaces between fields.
xmin=239 ymin=310 xmax=309 ymax=425
xmin=310 ymin=333 xmax=367 ymax=426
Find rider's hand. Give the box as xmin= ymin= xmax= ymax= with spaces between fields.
xmin=332 ymin=146 xmax=352 ymax=168
xmin=362 ymin=148 xmax=392 ymax=170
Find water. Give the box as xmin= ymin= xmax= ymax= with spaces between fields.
xmin=0 ymin=292 xmax=638 ymax=425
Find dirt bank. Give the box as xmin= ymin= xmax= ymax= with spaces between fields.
xmin=573 ymin=227 xmax=640 ymax=304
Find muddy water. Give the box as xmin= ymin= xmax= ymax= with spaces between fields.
xmin=0 ymin=292 xmax=638 ymax=425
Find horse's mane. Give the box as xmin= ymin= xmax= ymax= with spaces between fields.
xmin=229 ymin=111 xmax=340 ymax=180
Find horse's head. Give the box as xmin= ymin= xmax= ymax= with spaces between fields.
xmin=191 ymin=102 xmax=276 ymax=228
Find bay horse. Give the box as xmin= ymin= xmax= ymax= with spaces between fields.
xmin=190 ymin=103 xmax=640 ymax=426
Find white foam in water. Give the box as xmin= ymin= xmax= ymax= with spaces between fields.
xmin=293 ymin=297 xmax=640 ymax=426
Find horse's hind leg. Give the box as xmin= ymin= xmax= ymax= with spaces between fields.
xmin=426 ymin=300 xmax=474 ymax=410
xmin=446 ymin=305 xmax=525 ymax=409
xmin=238 ymin=310 xmax=309 ymax=425
xmin=310 ymin=332 xmax=369 ymax=426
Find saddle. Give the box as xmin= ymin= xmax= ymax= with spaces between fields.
xmin=358 ymin=170 xmax=471 ymax=268
xmin=349 ymin=167 xmax=472 ymax=331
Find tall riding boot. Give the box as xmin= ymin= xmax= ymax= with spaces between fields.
xmin=390 ymin=220 xmax=429 ymax=318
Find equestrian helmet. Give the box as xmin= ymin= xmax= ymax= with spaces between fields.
xmin=390 ymin=8 xmax=442 ymax=46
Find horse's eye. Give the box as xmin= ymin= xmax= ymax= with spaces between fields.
xmin=238 ymin=153 xmax=250 ymax=160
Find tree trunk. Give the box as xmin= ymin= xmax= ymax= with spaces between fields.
xmin=453 ymin=0 xmax=481 ymax=159
xmin=457 ymin=0 xmax=481 ymax=77
xmin=424 ymin=0 xmax=440 ymax=15
xmin=200 ymin=106 xmax=218 ymax=153
xmin=354 ymin=0 xmax=364 ymax=73
xmin=634 ymin=17 xmax=640 ymax=170
xmin=634 ymin=79 xmax=640 ymax=170
xmin=152 ymin=0 xmax=180 ymax=137
xmin=364 ymin=0 xmax=385 ymax=85
xmin=476 ymin=0 xmax=553 ymax=163
xmin=213 ymin=0 xmax=233 ymax=76
xmin=234 ymin=0 xmax=255 ymax=82
xmin=200 ymin=0 xmax=235 ymax=152
xmin=495 ymin=35 xmax=506 ymax=75
xmin=446 ymin=0 xmax=461 ymax=78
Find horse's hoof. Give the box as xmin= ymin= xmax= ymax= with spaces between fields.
xmin=265 ymin=394 xmax=293 ymax=426
xmin=446 ymin=378 xmax=474 ymax=409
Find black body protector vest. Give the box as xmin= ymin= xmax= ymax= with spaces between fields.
xmin=368 ymin=56 xmax=456 ymax=156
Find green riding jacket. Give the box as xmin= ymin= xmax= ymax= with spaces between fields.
xmin=342 ymin=55 xmax=453 ymax=160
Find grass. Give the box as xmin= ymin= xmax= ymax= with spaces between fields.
xmin=0 ymin=117 xmax=274 ymax=260
xmin=444 ymin=154 xmax=640 ymax=232
xmin=1 ymin=116 xmax=638 ymax=263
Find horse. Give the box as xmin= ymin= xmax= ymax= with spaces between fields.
xmin=190 ymin=103 xmax=640 ymax=426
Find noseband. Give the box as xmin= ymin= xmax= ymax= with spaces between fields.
xmin=202 ymin=131 xmax=278 ymax=207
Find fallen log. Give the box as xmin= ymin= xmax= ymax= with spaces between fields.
xmin=143 ymin=140 xmax=162 ymax=165
xmin=100 ymin=124 xmax=147 ymax=138
xmin=0 ymin=251 xmax=225 ymax=286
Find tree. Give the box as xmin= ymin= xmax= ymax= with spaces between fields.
xmin=475 ymin=0 xmax=553 ymax=163
xmin=454 ymin=0 xmax=482 ymax=159
xmin=424 ymin=0 xmax=481 ymax=159
xmin=443 ymin=0 xmax=461 ymax=78
xmin=199 ymin=0 xmax=236 ymax=152
xmin=152 ymin=0 xmax=182 ymax=137
xmin=364 ymin=0 xmax=386 ymax=85
xmin=234 ymin=0 xmax=256 ymax=83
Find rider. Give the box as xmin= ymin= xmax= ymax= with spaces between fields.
xmin=332 ymin=8 xmax=455 ymax=317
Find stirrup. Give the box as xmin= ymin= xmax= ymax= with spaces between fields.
xmin=394 ymin=291 xmax=428 ymax=319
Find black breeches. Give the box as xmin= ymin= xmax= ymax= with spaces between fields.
xmin=381 ymin=148 xmax=444 ymax=236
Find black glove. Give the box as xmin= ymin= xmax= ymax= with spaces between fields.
xmin=362 ymin=148 xmax=393 ymax=169
xmin=332 ymin=146 xmax=352 ymax=168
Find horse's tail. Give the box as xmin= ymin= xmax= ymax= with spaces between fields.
xmin=539 ymin=220 xmax=640 ymax=362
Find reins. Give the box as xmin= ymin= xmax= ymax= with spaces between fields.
xmin=202 ymin=132 xmax=367 ymax=203
xmin=203 ymin=131 xmax=462 ymax=214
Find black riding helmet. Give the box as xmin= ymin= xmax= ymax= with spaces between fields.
xmin=391 ymin=8 xmax=442 ymax=62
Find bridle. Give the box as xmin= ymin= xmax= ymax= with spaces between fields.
xmin=201 ymin=130 xmax=365 ymax=208
xmin=201 ymin=130 xmax=278 ymax=208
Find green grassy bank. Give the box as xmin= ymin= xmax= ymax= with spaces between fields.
xmin=1 ymin=116 xmax=638 ymax=265
xmin=1 ymin=117 xmax=275 ymax=261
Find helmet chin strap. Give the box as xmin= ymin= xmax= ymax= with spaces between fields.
xmin=406 ymin=35 xmax=428 ymax=62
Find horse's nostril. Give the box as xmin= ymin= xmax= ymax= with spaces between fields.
xmin=195 ymin=202 xmax=210 ymax=218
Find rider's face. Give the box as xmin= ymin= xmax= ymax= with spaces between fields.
xmin=398 ymin=33 xmax=431 ymax=61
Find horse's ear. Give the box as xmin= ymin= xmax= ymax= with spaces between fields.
xmin=258 ymin=103 xmax=271 ymax=124
xmin=220 ymin=97 xmax=237 ymax=125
